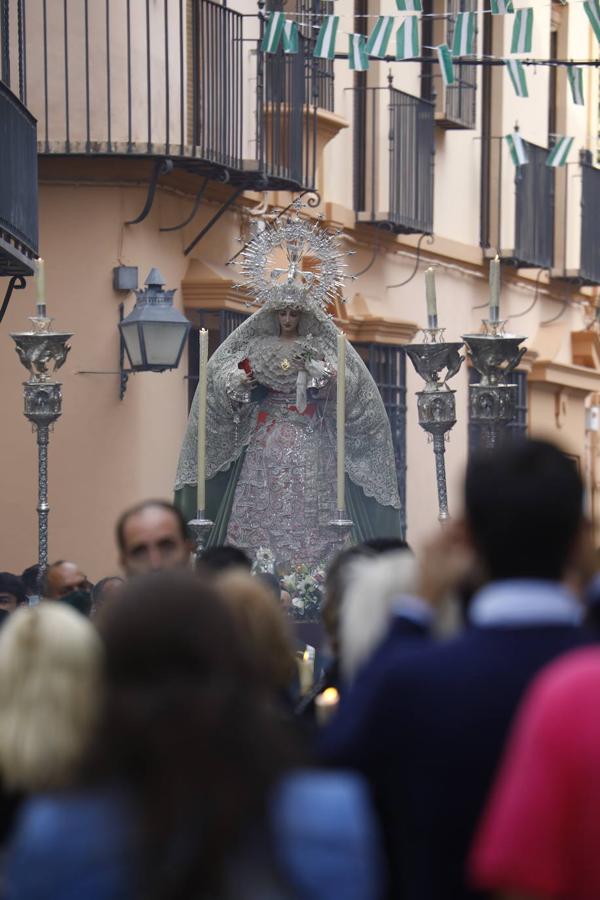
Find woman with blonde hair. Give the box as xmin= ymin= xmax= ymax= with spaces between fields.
xmin=0 ymin=603 xmax=103 ymax=793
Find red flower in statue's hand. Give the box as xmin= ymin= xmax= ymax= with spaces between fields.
xmin=238 ymin=358 xmax=253 ymax=376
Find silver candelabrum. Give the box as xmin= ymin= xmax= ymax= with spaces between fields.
xmin=188 ymin=509 xmax=214 ymax=568
xmin=10 ymin=304 xmax=73 ymax=590
xmin=462 ymin=320 xmax=526 ymax=449
xmin=405 ymin=329 xmax=464 ymax=522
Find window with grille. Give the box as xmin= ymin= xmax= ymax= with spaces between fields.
xmin=356 ymin=343 xmax=408 ymax=537
xmin=468 ymin=367 xmax=528 ymax=453
xmin=421 ymin=0 xmax=477 ymax=130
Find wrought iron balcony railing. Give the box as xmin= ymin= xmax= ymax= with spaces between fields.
xmin=354 ymin=82 xmax=434 ymax=235
xmin=580 ymin=157 xmax=600 ymax=285
xmin=7 ymin=0 xmax=327 ymax=193
xmin=0 ymin=0 xmax=37 ymax=279
xmin=514 ymin=141 xmax=554 ymax=269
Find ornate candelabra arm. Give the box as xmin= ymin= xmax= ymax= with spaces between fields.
xmin=188 ymin=510 xmax=214 ymax=569
xmin=406 ymin=336 xmax=464 ymax=523
xmin=432 ymin=433 xmax=450 ymax=522
xmin=11 ymin=305 xmax=73 ymax=593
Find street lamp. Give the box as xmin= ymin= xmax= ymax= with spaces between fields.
xmin=119 ymin=268 xmax=191 ymax=376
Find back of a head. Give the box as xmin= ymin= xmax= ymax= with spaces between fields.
xmin=94 ymin=571 xmax=297 ymax=897
xmin=216 ymin=571 xmax=296 ymax=693
xmin=0 ymin=603 xmax=103 ymax=791
xmin=198 ymin=544 xmax=252 ymax=575
xmin=465 ymin=439 xmax=584 ymax=581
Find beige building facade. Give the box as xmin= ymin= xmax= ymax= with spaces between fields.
xmin=1 ymin=0 xmax=600 ymax=578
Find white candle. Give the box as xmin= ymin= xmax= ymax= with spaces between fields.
xmin=298 ymin=646 xmax=315 ymax=695
xmin=315 ymin=686 xmax=340 ymax=726
xmin=336 ymin=331 xmax=346 ymax=512
xmin=36 ymin=258 xmax=46 ymax=316
xmin=197 ymin=328 xmax=209 ymax=513
xmin=489 ymin=256 xmax=500 ymax=323
xmin=425 ymin=267 xmax=438 ymax=329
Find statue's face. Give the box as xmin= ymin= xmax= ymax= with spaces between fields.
xmin=278 ymin=308 xmax=300 ymax=336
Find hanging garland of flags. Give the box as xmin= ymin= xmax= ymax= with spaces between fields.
xmin=260 ymin=0 xmax=599 ymax=141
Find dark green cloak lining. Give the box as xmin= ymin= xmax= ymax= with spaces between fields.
xmin=174 ymin=448 xmax=403 ymax=550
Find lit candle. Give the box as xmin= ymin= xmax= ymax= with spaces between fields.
xmin=489 ymin=256 xmax=500 ymax=323
xmin=36 ymin=258 xmax=46 ymax=317
xmin=336 ymin=331 xmax=346 ymax=512
xmin=315 ymin=686 xmax=340 ymax=726
xmin=425 ymin=267 xmax=438 ymax=329
xmin=298 ymin=646 xmax=315 ymax=695
xmin=197 ymin=328 xmax=209 ymax=513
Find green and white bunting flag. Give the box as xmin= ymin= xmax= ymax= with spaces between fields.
xmin=436 ymin=43 xmax=455 ymax=86
xmin=505 ymin=132 xmax=528 ymax=166
xmin=261 ymin=11 xmax=285 ymax=54
xmin=567 ymin=66 xmax=584 ymax=106
xmin=511 ymin=8 xmax=533 ymax=53
xmin=349 ymin=33 xmax=369 ymax=71
xmin=452 ymin=12 xmax=475 ymax=57
xmin=313 ymin=15 xmax=339 ymax=60
xmin=396 ymin=0 xmax=422 ymax=12
xmin=367 ymin=16 xmax=394 ymax=58
xmin=396 ymin=16 xmax=420 ymax=59
xmin=505 ymin=58 xmax=528 ymax=97
xmin=491 ymin=0 xmax=514 ymax=14
xmin=583 ymin=0 xmax=600 ymax=42
xmin=547 ymin=136 xmax=574 ymax=167
xmin=282 ymin=20 xmax=299 ymax=54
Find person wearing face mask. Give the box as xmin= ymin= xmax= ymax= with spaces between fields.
xmin=43 ymin=561 xmax=94 ymax=616
xmin=174 ymin=216 xmax=402 ymax=570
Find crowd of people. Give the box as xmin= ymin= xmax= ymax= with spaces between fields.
xmin=1 ymin=437 xmax=600 ymax=899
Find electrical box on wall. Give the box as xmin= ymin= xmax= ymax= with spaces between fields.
xmin=113 ymin=266 xmax=138 ymax=292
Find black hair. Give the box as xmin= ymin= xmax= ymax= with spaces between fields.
xmin=115 ymin=500 xmax=190 ymax=554
xmin=465 ymin=439 xmax=584 ymax=581
xmin=0 ymin=573 xmax=27 ymax=606
xmin=361 ymin=536 xmax=412 ymax=555
xmin=20 ymin=564 xmax=40 ymax=595
xmin=197 ymin=544 xmax=252 ymax=574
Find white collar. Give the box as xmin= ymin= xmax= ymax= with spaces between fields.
xmin=469 ymin=580 xmax=583 ymax=628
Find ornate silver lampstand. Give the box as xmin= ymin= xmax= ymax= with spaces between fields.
xmin=188 ymin=509 xmax=214 ymax=567
xmin=462 ymin=319 xmax=526 ymax=449
xmin=405 ymin=329 xmax=464 ymax=522
xmin=10 ymin=302 xmax=73 ymax=590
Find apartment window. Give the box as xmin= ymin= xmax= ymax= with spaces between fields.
xmin=468 ymin=368 xmax=528 ymax=452
xmin=581 ymin=153 xmax=600 ymax=284
xmin=357 ymin=343 xmax=408 ymax=537
xmin=421 ymin=0 xmax=477 ymax=129
xmin=514 ymin=140 xmax=555 ymax=269
xmin=187 ymin=310 xmax=249 ymax=410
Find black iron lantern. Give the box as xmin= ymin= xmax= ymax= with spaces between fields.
xmin=119 ymin=268 xmax=190 ymax=372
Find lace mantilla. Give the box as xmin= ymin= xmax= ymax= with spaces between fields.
xmin=175 ymin=308 xmax=401 ymax=510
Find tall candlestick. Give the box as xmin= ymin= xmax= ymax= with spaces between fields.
xmin=336 ymin=331 xmax=346 ymax=511
xmin=489 ymin=256 xmax=500 ymax=323
xmin=197 ymin=328 xmax=209 ymax=512
xmin=36 ymin=258 xmax=46 ymax=318
xmin=425 ymin=267 xmax=438 ymax=330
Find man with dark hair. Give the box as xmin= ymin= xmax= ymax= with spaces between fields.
xmin=320 ymin=439 xmax=590 ymax=900
xmin=117 ymin=500 xmax=193 ymax=577
xmin=0 ymin=573 xmax=28 ymax=614
xmin=196 ymin=545 xmax=252 ymax=575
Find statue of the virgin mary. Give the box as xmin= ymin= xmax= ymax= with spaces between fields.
xmin=174 ymin=213 xmax=402 ymax=569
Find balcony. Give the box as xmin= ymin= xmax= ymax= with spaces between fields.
xmin=18 ymin=0 xmax=325 ymax=193
xmin=580 ymin=158 xmax=600 ymax=285
xmin=513 ymin=141 xmax=554 ymax=269
xmin=354 ymin=83 xmax=434 ymax=235
xmin=421 ymin=0 xmax=477 ymax=131
xmin=0 ymin=0 xmax=38 ymax=278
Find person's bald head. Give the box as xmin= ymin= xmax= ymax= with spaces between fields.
xmin=116 ymin=500 xmax=193 ymax=577
xmin=44 ymin=561 xmax=90 ymax=600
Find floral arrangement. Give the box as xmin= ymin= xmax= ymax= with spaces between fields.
xmin=281 ymin=562 xmax=326 ymax=621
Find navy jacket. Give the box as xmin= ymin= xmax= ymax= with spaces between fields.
xmin=319 ymin=621 xmax=588 ymax=900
